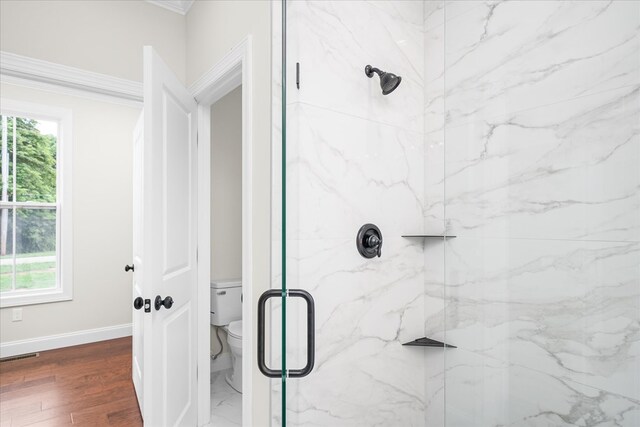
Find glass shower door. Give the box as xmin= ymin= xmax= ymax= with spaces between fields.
xmin=272 ymin=1 xmax=439 ymax=426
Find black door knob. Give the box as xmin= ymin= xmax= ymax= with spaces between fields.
xmin=133 ymin=297 xmax=144 ymax=310
xmin=155 ymin=295 xmax=174 ymax=311
xmin=125 ymin=264 xmax=135 ymax=272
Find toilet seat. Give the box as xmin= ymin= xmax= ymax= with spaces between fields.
xmin=225 ymin=320 xmax=243 ymax=393
xmin=227 ymin=320 xmax=242 ymax=339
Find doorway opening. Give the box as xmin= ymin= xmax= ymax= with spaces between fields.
xmin=208 ymin=85 xmax=243 ymax=426
xmin=194 ymin=35 xmax=253 ymax=427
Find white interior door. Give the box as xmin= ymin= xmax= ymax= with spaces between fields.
xmin=141 ymin=45 xmax=198 ymax=426
xmin=132 ymin=111 xmax=145 ymax=416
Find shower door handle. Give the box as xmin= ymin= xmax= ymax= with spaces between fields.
xmin=258 ymin=289 xmax=283 ymax=378
xmin=257 ymin=288 xmax=316 ymax=379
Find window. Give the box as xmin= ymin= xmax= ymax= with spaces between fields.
xmin=0 ymin=100 xmax=72 ymax=307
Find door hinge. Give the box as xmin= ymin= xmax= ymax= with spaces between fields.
xmin=296 ymin=62 xmax=300 ymax=89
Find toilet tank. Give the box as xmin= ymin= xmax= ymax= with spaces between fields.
xmin=210 ymin=279 xmax=242 ymax=326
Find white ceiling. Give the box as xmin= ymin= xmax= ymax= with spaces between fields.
xmin=146 ymin=0 xmax=195 ymax=16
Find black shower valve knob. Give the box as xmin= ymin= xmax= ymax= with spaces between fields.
xmin=367 ymin=234 xmax=380 ymax=248
xmin=370 ymin=235 xmax=382 ymax=257
xmin=357 ymin=223 xmax=383 ymax=259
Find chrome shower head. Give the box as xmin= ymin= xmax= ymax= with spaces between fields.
xmin=365 ymin=64 xmax=402 ymax=95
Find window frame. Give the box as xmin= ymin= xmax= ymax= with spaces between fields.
xmin=0 ymin=99 xmax=73 ymax=308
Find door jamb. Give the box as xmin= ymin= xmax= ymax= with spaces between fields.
xmin=192 ymin=35 xmax=253 ymax=427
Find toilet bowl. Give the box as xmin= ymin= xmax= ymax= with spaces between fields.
xmin=210 ymin=280 xmax=243 ymax=394
xmin=225 ymin=320 xmax=242 ymax=393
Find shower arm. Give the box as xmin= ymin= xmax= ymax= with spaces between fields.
xmin=365 ymin=65 xmax=383 ymax=78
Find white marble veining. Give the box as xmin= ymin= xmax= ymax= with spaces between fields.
xmin=275 ymin=1 xmax=428 ymax=425
xmin=423 ymin=1 xmax=640 ymax=426
xmin=284 ymin=237 xmax=426 ymax=426
xmin=439 ymin=86 xmax=640 ymax=241
xmin=207 ymin=370 xmax=241 ymax=427
xmin=287 ymin=0 xmax=425 ymax=133
xmin=443 ymin=349 xmax=640 ymax=427
xmin=439 ymin=238 xmax=640 ymax=398
xmin=287 ymin=103 xmax=425 ymax=241
xmin=441 ymin=0 xmax=640 ymax=128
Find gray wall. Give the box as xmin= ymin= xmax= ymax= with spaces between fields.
xmin=211 ymin=86 xmax=242 ymax=282
xmin=0 ymin=83 xmax=140 ymax=342
xmin=0 ymin=0 xmax=186 ymax=83
xmin=0 ymin=0 xmax=185 ymax=343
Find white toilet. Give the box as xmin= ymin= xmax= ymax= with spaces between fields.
xmin=210 ymin=279 xmax=243 ymax=393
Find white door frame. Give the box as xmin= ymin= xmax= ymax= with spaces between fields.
xmin=192 ymin=35 xmax=253 ymax=427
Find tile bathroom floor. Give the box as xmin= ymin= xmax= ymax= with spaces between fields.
xmin=207 ymin=369 xmax=241 ymax=427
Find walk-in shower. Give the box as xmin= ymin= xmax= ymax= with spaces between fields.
xmin=266 ymin=1 xmax=640 ymax=426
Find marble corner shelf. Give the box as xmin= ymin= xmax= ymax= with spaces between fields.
xmin=401 ymin=234 xmax=457 ymax=239
xmin=402 ymin=337 xmax=457 ymax=348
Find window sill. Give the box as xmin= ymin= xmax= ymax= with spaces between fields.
xmin=0 ymin=289 xmax=72 ymax=308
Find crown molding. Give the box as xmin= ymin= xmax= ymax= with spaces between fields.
xmin=0 ymin=51 xmax=143 ymax=105
xmin=146 ymin=0 xmax=195 ymax=15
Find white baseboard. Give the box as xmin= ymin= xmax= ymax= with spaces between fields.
xmin=210 ymin=352 xmax=232 ymax=375
xmin=0 ymin=323 xmax=132 ymax=358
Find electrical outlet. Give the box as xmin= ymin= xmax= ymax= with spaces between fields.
xmin=12 ymin=308 xmax=22 ymax=322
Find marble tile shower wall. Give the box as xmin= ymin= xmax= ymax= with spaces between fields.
xmin=282 ymin=1 xmax=428 ymax=425
xmin=424 ymin=1 xmax=640 ymax=426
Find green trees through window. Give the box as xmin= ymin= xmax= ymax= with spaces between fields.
xmin=1 ymin=115 xmax=58 ymax=292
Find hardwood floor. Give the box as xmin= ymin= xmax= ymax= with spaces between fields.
xmin=0 ymin=337 xmax=142 ymax=426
